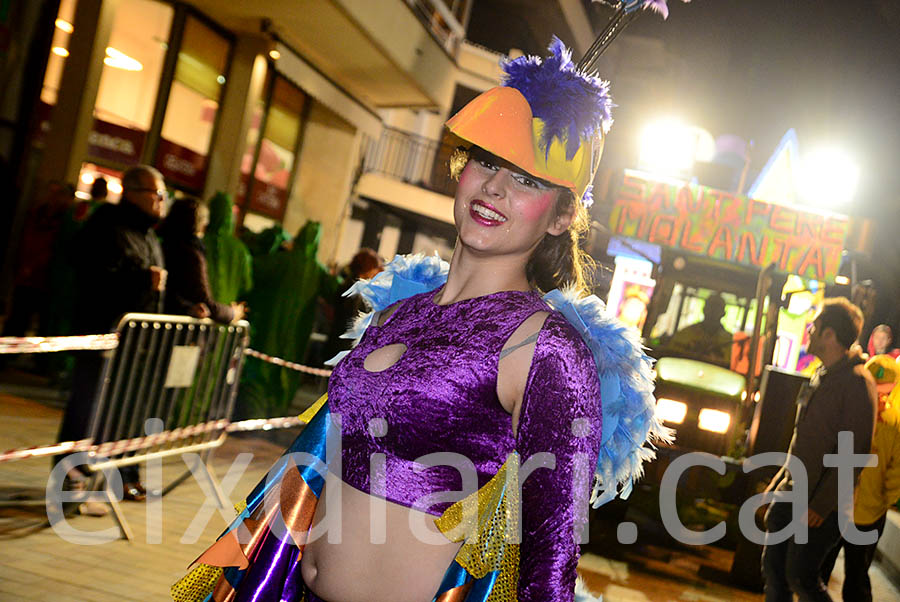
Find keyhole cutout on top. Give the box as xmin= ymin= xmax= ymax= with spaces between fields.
xmin=363 ymin=343 xmax=408 ymax=372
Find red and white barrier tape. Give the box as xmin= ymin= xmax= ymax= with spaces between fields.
xmin=0 ymin=334 xmax=332 ymax=377
xmin=0 ymin=333 xmax=323 ymax=464
xmin=0 ymin=439 xmax=94 ymax=463
xmin=0 ymin=415 xmax=308 ymax=464
xmin=0 ymin=334 xmax=119 ymax=354
xmin=90 ymin=419 xmax=231 ymax=457
xmin=244 ymin=348 xmax=333 ymax=377
xmin=228 ymin=416 xmax=306 ymax=432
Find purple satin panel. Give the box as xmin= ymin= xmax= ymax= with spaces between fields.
xmin=329 ymin=289 xmax=547 ymax=515
xmin=515 ymin=313 xmax=602 ymax=602
xmin=328 ymin=289 xmax=602 ymax=601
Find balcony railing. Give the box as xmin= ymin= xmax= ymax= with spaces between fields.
xmin=360 ymin=127 xmax=458 ymax=197
xmin=404 ymin=0 xmax=467 ymax=57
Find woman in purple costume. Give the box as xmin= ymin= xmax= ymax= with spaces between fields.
xmin=298 ymin=131 xmax=603 ymax=600
xmin=174 ymin=38 xmax=660 ymax=602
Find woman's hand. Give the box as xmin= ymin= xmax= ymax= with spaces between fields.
xmin=190 ymin=302 xmax=210 ymax=319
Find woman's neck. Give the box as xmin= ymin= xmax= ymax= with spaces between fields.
xmin=437 ymin=244 xmax=532 ymax=305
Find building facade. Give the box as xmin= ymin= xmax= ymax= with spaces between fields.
xmin=0 ymin=0 xmax=597 ymax=312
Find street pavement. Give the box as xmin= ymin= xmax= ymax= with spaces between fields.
xmin=1 ymin=385 xmax=898 ymax=601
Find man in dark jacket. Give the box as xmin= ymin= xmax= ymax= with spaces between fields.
xmin=56 ymin=165 xmax=167 ymax=503
xmin=761 ymin=297 xmax=877 ymax=601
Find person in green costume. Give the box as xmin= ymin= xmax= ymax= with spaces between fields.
xmin=203 ymin=192 xmax=253 ymax=305
xmin=238 ymin=221 xmax=339 ymax=418
xmin=241 ymin=223 xmax=291 ymax=258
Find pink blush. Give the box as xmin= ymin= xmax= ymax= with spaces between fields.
xmin=458 ymin=163 xmax=474 ymax=186
xmin=520 ymin=191 xmax=556 ymax=221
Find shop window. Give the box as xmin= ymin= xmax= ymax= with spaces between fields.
xmin=155 ymin=15 xmax=230 ymax=191
xmin=241 ymin=76 xmax=306 ymax=222
xmin=88 ymin=0 xmax=173 ymax=166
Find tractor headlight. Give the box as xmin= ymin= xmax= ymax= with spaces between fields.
xmin=656 ymin=398 xmax=688 ymax=424
xmin=698 ymin=408 xmax=731 ymax=433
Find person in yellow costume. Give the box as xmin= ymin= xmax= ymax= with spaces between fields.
xmin=820 ymin=354 xmax=900 ymax=601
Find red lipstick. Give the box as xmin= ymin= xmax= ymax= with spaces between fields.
xmin=469 ymin=200 xmax=507 ymax=226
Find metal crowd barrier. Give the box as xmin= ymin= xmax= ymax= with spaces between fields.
xmin=0 ymin=316 xmax=347 ymax=540
xmin=77 ymin=313 xmax=249 ymax=540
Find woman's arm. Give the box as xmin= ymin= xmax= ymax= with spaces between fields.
xmin=514 ymin=313 xmax=601 ymax=601
xmin=190 ymin=246 xmax=235 ymax=323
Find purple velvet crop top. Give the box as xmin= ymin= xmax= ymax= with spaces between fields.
xmin=327 ymin=288 xmax=602 ymax=601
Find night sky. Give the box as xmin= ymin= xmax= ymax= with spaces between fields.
xmin=625 ymin=0 xmax=900 ymax=219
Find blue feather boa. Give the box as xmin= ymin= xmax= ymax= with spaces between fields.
xmin=328 ymin=253 xmax=672 ymax=505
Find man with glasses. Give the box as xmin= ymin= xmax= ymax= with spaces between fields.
xmin=760 ymin=297 xmax=877 ymax=601
xmin=56 ymin=165 xmax=168 ymax=508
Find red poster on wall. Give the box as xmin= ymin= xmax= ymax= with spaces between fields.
xmin=155 ymin=138 xmax=207 ymax=191
xmin=244 ymin=173 xmax=288 ymax=220
xmin=86 ymin=118 xmax=146 ymax=165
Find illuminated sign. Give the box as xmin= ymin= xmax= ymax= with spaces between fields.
xmin=608 ymin=170 xmax=850 ymax=282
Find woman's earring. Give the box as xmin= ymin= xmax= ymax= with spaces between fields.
xmin=449 ymin=147 xmax=470 ymax=181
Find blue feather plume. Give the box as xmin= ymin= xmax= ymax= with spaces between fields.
xmin=502 ymin=37 xmax=613 ymax=161
xmin=347 ymin=253 xmax=449 ymax=314
xmin=324 ymin=253 xmax=449 ymax=366
xmin=544 ymin=286 xmax=673 ymax=506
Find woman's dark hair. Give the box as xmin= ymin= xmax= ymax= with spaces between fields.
xmin=526 ymin=189 xmax=594 ymax=295
xmin=817 ymin=297 xmax=864 ymax=349
xmin=449 ymin=146 xmax=594 ymax=295
xmin=159 ymin=197 xmax=206 ymax=242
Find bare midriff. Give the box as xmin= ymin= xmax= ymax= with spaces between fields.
xmin=300 ymin=472 xmax=462 ymax=602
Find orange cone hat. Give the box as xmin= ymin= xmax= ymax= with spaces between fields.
xmin=446 ymin=38 xmax=612 ymax=206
